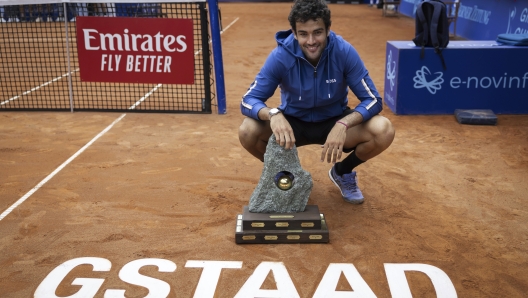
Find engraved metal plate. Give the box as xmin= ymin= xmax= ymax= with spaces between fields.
xmin=242 ymin=205 xmax=321 ymax=230
xmin=269 ymin=215 xmax=295 ymax=219
xmin=236 ymin=209 xmax=329 ymax=244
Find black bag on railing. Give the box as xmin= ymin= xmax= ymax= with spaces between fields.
xmin=412 ymin=0 xmax=449 ymax=69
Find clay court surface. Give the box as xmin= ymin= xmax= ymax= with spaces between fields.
xmin=1 ymin=3 xmax=528 ymax=297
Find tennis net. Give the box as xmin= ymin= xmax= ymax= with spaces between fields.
xmin=0 ymin=1 xmax=215 ymax=113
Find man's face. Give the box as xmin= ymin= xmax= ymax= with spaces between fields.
xmin=293 ymin=18 xmax=330 ymax=66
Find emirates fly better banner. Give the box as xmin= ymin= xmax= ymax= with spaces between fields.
xmin=76 ymin=17 xmax=194 ymax=84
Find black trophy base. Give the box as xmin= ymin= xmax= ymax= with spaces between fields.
xmin=241 ymin=205 xmax=322 ymax=230
xmin=235 ymin=213 xmax=329 ymax=244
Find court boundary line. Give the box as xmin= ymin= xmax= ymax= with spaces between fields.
xmin=129 ymin=84 xmax=163 ymax=110
xmin=0 ymin=69 xmax=80 ymax=106
xmin=0 ymin=114 xmax=127 ymax=221
xmin=221 ymin=17 xmax=239 ymax=34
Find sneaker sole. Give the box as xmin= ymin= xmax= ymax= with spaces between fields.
xmin=328 ymin=169 xmax=364 ymax=204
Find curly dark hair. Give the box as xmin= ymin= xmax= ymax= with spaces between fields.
xmin=288 ymin=0 xmax=332 ymax=32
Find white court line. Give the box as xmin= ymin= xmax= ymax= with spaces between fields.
xmin=195 ymin=17 xmax=240 ymax=56
xmin=0 ymin=114 xmax=127 ymax=221
xmin=0 ymin=69 xmax=80 ymax=106
xmin=0 ymin=16 xmax=241 ymax=220
xmin=129 ymin=17 xmax=239 ymax=110
xmin=221 ymin=17 xmax=240 ymax=34
xmin=129 ymin=84 xmax=163 ymax=110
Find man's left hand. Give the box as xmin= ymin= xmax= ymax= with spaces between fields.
xmin=321 ymin=123 xmax=347 ymax=163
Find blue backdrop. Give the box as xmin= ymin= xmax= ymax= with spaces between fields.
xmin=384 ymin=41 xmax=528 ymax=115
xmin=399 ymin=0 xmax=528 ymax=40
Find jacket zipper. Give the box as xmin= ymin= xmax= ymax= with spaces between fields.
xmin=313 ymin=67 xmax=317 ymax=122
xmin=299 ymin=57 xmax=322 ymax=122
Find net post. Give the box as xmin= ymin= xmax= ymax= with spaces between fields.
xmin=207 ymin=0 xmax=227 ymax=114
xmin=63 ymin=3 xmax=74 ymax=113
xmin=200 ymin=2 xmax=212 ymax=113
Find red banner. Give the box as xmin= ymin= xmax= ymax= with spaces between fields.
xmin=76 ymin=17 xmax=194 ymax=84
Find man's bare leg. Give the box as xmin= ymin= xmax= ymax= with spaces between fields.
xmin=238 ymin=118 xmax=273 ymax=162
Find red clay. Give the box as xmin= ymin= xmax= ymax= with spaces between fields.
xmin=0 ymin=3 xmax=527 ymax=297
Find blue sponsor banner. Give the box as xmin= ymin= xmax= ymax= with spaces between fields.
xmin=400 ymin=0 xmax=528 ymax=40
xmin=384 ymin=41 xmax=528 ymax=115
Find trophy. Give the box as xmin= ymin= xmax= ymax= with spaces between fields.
xmin=235 ymin=135 xmax=329 ymax=244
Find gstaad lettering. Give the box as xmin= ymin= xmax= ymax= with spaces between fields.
xmin=450 ymin=72 xmax=528 ymax=89
xmin=83 ymin=28 xmax=187 ymax=53
xmin=34 ymin=258 xmax=458 ymax=297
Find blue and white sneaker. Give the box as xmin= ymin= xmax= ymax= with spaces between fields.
xmin=328 ymin=165 xmax=364 ymax=204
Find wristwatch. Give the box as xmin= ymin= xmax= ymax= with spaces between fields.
xmin=269 ymin=108 xmax=281 ymax=119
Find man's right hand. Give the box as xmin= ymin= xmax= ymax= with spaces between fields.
xmin=270 ymin=114 xmax=295 ymax=150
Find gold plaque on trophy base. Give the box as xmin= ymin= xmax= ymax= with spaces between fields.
xmin=241 ymin=205 xmax=322 ymax=230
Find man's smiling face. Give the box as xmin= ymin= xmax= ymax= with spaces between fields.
xmin=293 ymin=18 xmax=330 ymax=66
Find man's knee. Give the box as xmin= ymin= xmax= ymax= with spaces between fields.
xmin=370 ymin=116 xmax=395 ymax=145
xmin=239 ymin=118 xmax=268 ymax=146
xmin=238 ymin=118 xmax=254 ymax=145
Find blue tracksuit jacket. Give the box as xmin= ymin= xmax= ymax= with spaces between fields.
xmin=240 ymin=29 xmax=382 ymax=122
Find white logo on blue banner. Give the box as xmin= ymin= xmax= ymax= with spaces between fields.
xmin=386 ymin=50 xmax=396 ymax=91
xmin=458 ymin=4 xmax=492 ymax=25
xmin=507 ymin=7 xmax=517 ymax=34
xmin=413 ymin=66 xmax=444 ymax=94
xmin=508 ymin=7 xmax=528 ymax=34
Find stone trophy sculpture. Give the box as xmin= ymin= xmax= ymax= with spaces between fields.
xmin=248 ymin=135 xmax=312 ymax=213
xmin=235 ymin=135 xmax=329 ymax=244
